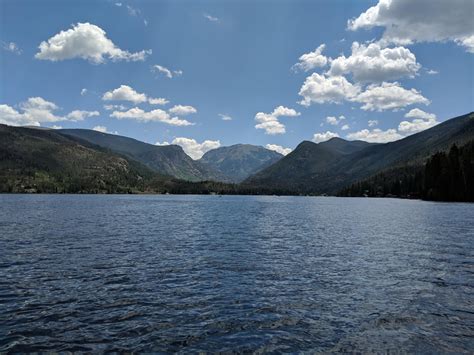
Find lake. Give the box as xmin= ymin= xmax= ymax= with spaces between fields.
xmin=0 ymin=195 xmax=473 ymax=352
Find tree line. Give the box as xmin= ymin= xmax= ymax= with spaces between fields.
xmin=339 ymin=140 xmax=474 ymax=202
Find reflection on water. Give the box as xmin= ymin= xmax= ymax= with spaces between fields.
xmin=0 ymin=195 xmax=473 ymax=352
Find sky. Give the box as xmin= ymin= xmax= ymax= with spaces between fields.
xmin=1 ymin=0 xmax=473 ymax=159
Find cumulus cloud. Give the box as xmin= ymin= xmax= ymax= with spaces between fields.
xmin=312 ymin=131 xmax=340 ymax=143
xmin=65 ymin=110 xmax=99 ymax=121
xmin=298 ymin=73 xmax=360 ymax=106
xmin=2 ymin=41 xmax=22 ymax=55
xmin=347 ymin=108 xmax=438 ymax=143
xmin=292 ymin=44 xmax=328 ymax=72
xmin=93 ymin=125 xmax=118 ymax=134
xmin=265 ymin=144 xmax=292 ymax=156
xmin=171 ymin=137 xmax=221 ymax=159
xmin=148 ymin=97 xmax=169 ymax=105
xmin=398 ymin=118 xmax=439 ymax=134
xmin=102 ymin=85 xmax=147 ymax=103
xmin=347 ymin=128 xmax=403 ymax=143
xmin=348 ymin=0 xmax=474 ymax=53
xmin=341 ymin=124 xmax=350 ymax=130
xmin=169 ymin=105 xmax=197 ymax=116
xmin=255 ymin=106 xmax=301 ymax=135
xmin=404 ymin=108 xmax=436 ymax=120
xmin=102 ymin=85 xmax=168 ymax=105
xmin=398 ymin=109 xmax=438 ymax=134
xmin=328 ymin=42 xmax=421 ymax=82
xmin=219 ymin=114 xmax=232 ymax=121
xmin=0 ymin=97 xmax=98 ymax=126
xmin=35 ymin=23 xmax=151 ymax=63
xmin=354 ymin=82 xmax=430 ymax=111
xmin=110 ymin=108 xmax=193 ymax=126
xmin=155 ymin=141 xmax=170 ymax=146
xmin=0 ymin=105 xmax=35 ymax=126
xmin=80 ymin=88 xmax=88 ymax=96
xmin=104 ymin=104 xmax=127 ymax=111
xmin=326 ymin=115 xmax=346 ymax=125
xmin=151 ymin=64 xmax=183 ymax=79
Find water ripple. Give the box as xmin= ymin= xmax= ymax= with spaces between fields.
xmin=0 ymin=195 xmax=473 ymax=352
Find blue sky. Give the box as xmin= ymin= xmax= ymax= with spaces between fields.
xmin=1 ymin=0 xmax=473 ymax=158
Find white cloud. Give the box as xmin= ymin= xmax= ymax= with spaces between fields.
xmin=0 ymin=97 xmax=97 ymax=126
xmin=65 ymin=110 xmax=100 ymax=121
xmin=169 ymin=105 xmax=197 ymax=116
xmin=348 ymin=0 xmax=474 ymax=53
xmin=312 ymin=131 xmax=340 ymax=143
xmin=298 ymin=73 xmax=360 ymax=106
xmin=347 ymin=108 xmax=438 ymax=143
xmin=35 ymin=23 xmax=151 ymax=63
xmin=155 ymin=141 xmax=171 ymax=146
xmin=0 ymin=105 xmax=35 ymax=126
xmin=255 ymin=115 xmax=285 ymax=135
xmin=148 ymin=97 xmax=169 ymax=105
xmin=404 ymin=108 xmax=436 ymax=120
xmin=171 ymin=137 xmax=221 ymax=159
xmin=265 ymin=144 xmax=292 ymax=156
xmin=328 ymin=42 xmax=420 ymax=82
xmin=2 ymin=41 xmax=22 ymax=55
xmin=104 ymin=104 xmax=127 ymax=111
xmin=219 ymin=114 xmax=232 ymax=121
xmin=426 ymin=69 xmax=439 ymax=75
xmin=15 ymin=97 xmax=64 ymax=125
xmin=255 ymin=106 xmax=300 ymax=135
xmin=398 ymin=118 xmax=439 ymax=135
xmin=204 ymin=13 xmax=219 ymax=22
xmin=51 ymin=125 xmax=62 ymax=129
xmin=102 ymin=85 xmax=147 ymax=103
xmin=110 ymin=107 xmax=193 ymax=126
xmin=151 ymin=64 xmax=183 ymax=79
xmin=354 ymin=82 xmax=430 ymax=111
xmin=347 ymin=128 xmax=403 ymax=143
xmin=326 ymin=115 xmax=346 ymax=125
xmin=398 ymin=109 xmax=438 ymax=134
xmin=93 ymin=125 xmax=118 ymax=134
xmin=102 ymin=85 xmax=168 ymax=105
xmin=341 ymin=124 xmax=350 ymax=131
xmin=292 ymin=44 xmax=328 ymax=72
xmin=115 ymin=2 xmax=122 ymax=7
xmin=80 ymin=88 xmax=88 ymax=96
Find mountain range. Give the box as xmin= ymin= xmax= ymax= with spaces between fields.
xmin=1 ymin=112 xmax=473 ymax=200
xmin=200 ymin=144 xmax=282 ymax=182
xmin=244 ymin=112 xmax=474 ymax=195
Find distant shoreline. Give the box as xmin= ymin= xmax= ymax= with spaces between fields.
xmin=1 ymin=192 xmax=471 ymax=203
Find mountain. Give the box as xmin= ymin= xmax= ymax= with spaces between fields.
xmin=199 ymin=144 xmax=283 ymax=182
xmin=339 ymin=140 xmax=474 ymax=202
xmin=0 ymin=124 xmax=157 ymax=193
xmin=0 ymin=125 xmax=238 ymax=194
xmin=58 ymin=129 xmax=227 ymax=182
xmin=242 ymin=137 xmax=374 ymax=193
xmin=244 ymin=112 xmax=474 ymax=195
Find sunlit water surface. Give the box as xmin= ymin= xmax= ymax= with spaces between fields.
xmin=0 ymin=195 xmax=473 ymax=352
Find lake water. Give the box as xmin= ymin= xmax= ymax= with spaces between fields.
xmin=0 ymin=195 xmax=473 ymax=352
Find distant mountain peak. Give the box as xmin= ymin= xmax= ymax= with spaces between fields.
xmin=200 ymin=144 xmax=283 ymax=182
